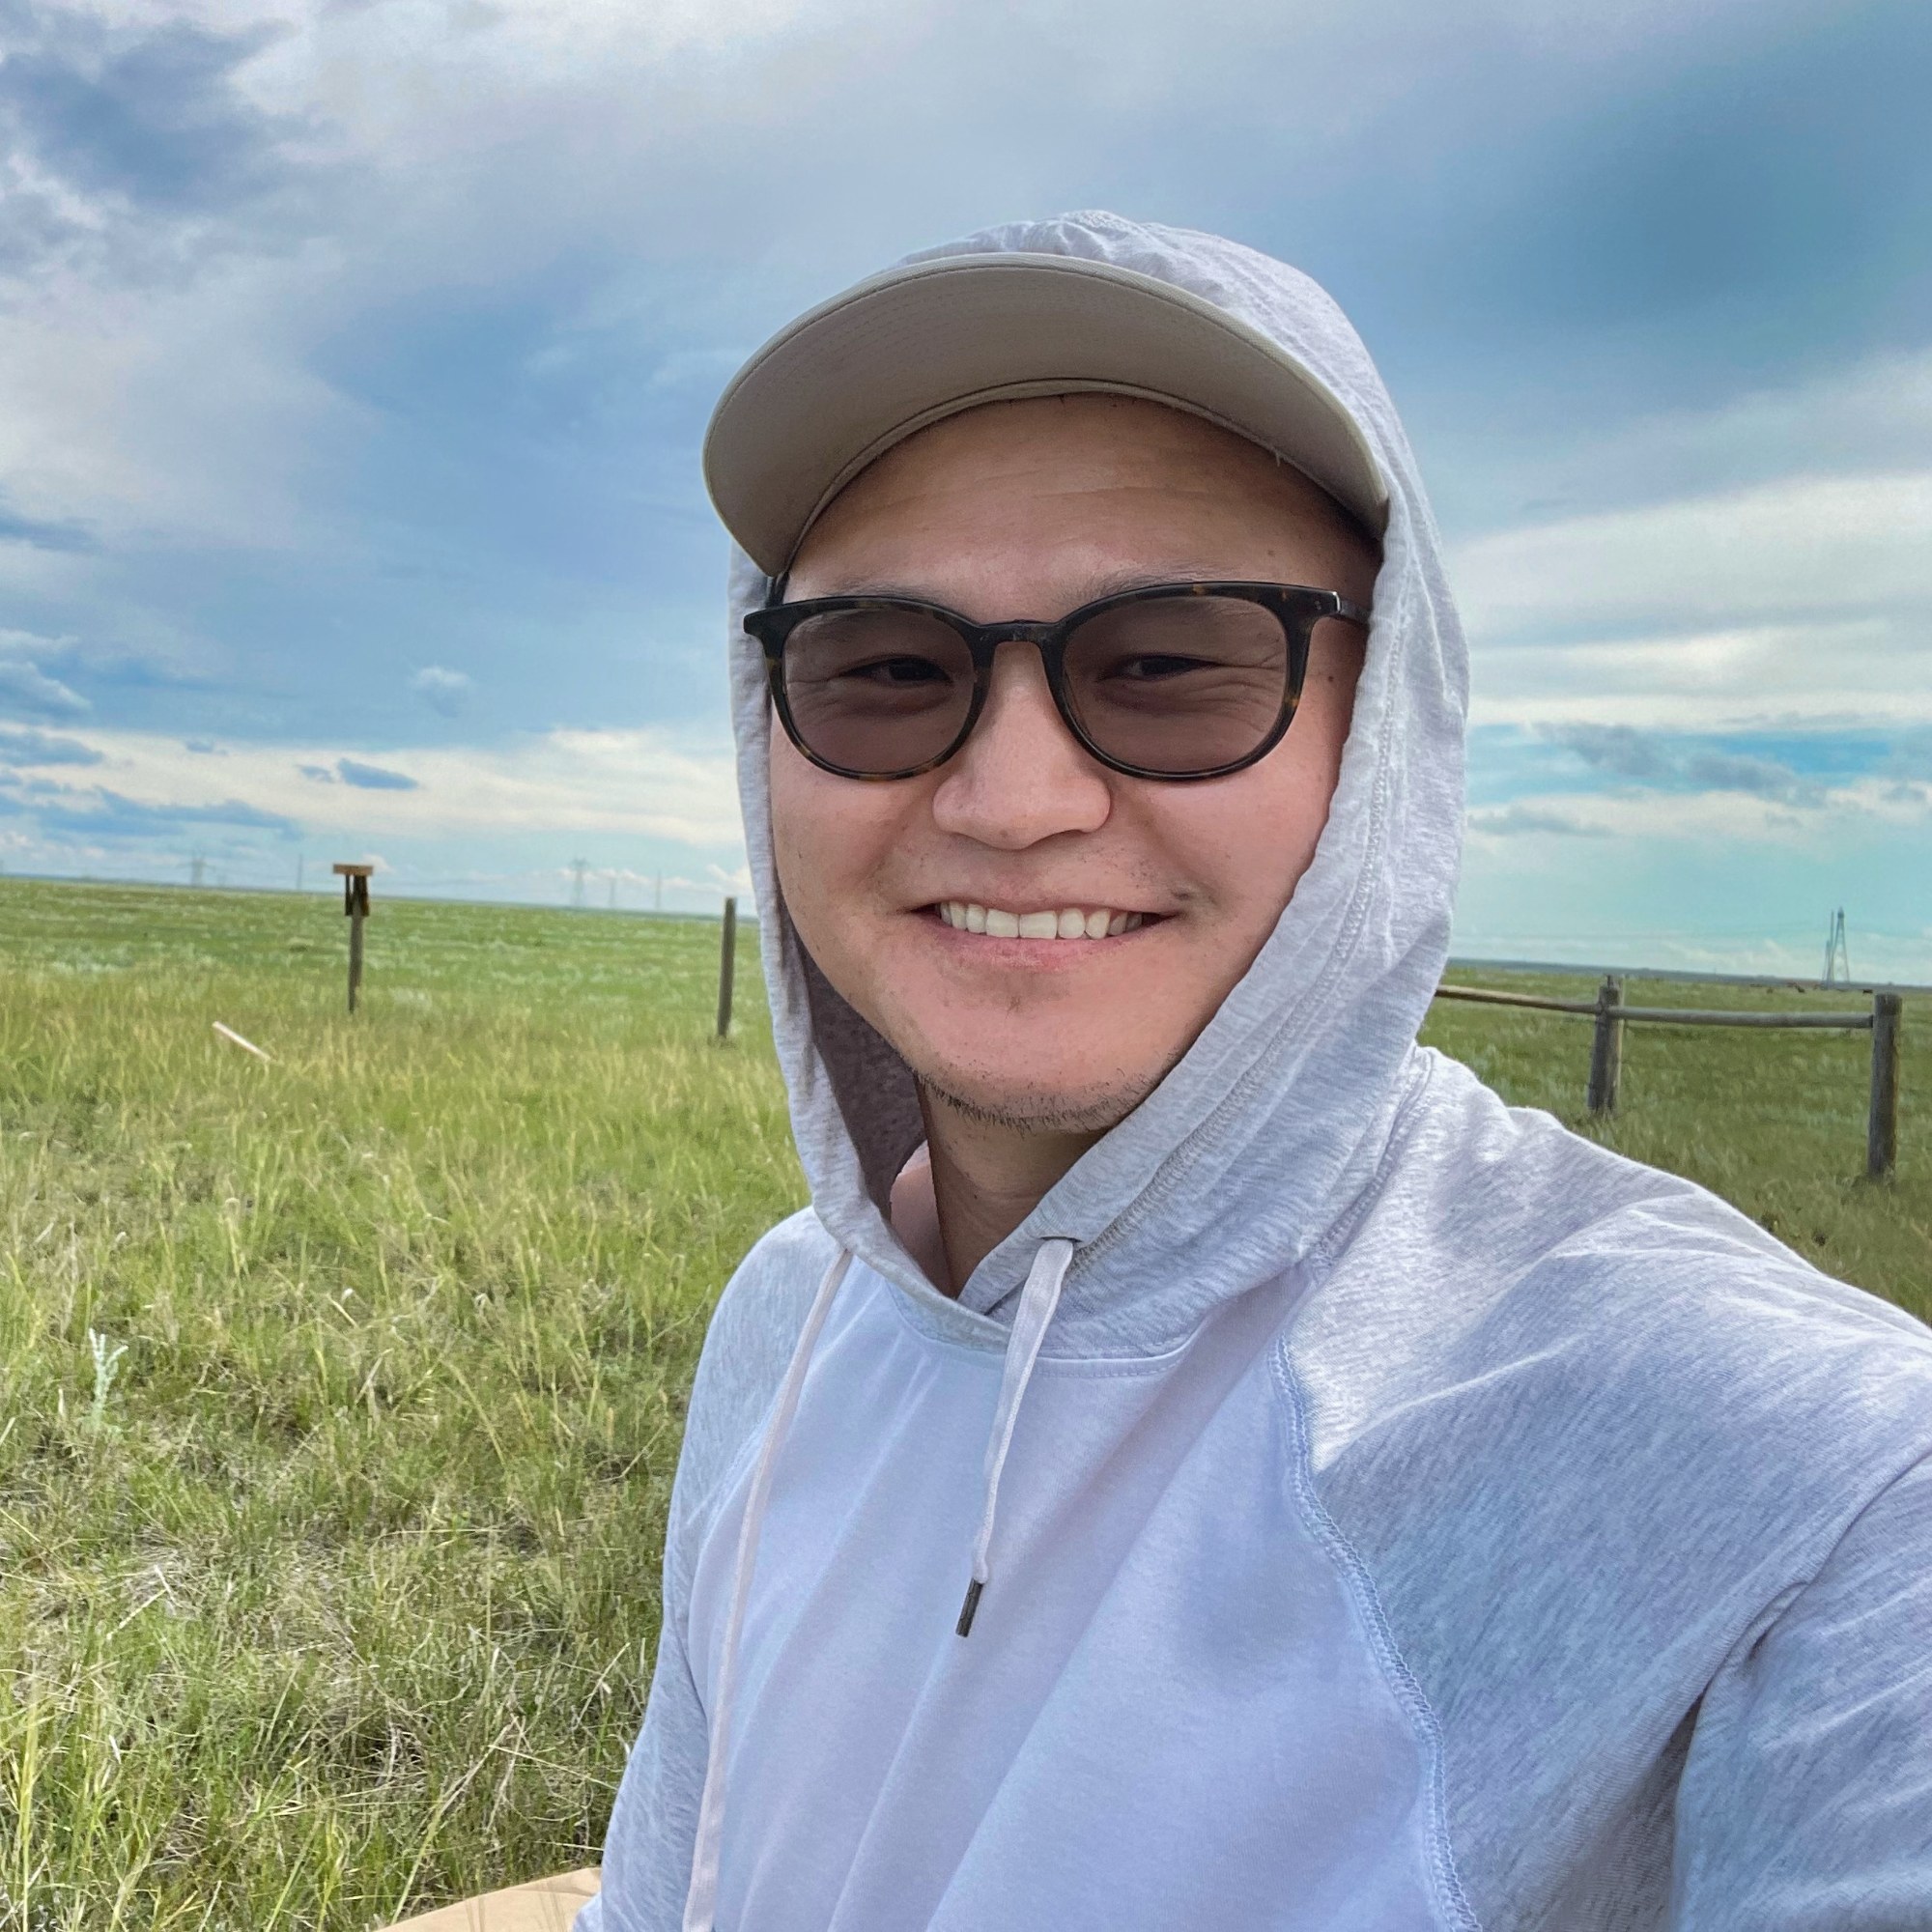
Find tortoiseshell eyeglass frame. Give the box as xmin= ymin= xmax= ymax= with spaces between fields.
xmin=744 ymin=580 xmax=1371 ymax=783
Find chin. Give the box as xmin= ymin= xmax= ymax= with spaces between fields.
xmin=911 ymin=1055 xmax=1161 ymax=1137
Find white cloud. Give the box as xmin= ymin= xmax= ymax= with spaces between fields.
xmin=1454 ymin=468 xmax=1932 ymax=729
xmin=1465 ymin=618 xmax=1932 ymax=730
xmin=1456 ymin=469 xmax=1932 ymax=639
xmin=0 ymin=628 xmax=91 ymax=716
xmin=1602 ymin=346 xmax=1932 ymax=498
xmin=1465 ymin=775 xmax=1932 ymax=850
xmin=0 ymin=255 xmax=369 ymax=551
xmin=2 ymin=722 xmax=745 ymax=849
xmin=1462 ymin=344 xmax=1932 ymax=526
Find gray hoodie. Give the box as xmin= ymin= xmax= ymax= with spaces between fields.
xmin=580 ymin=213 xmax=1932 ymax=1932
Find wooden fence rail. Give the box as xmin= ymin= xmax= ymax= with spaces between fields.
xmin=1434 ymin=978 xmax=1903 ymax=1179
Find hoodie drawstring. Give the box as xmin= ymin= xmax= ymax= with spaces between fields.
xmin=956 ymin=1236 xmax=1076 ymax=1637
xmin=683 ymin=1234 xmax=1075 ymax=1929
xmin=683 ymin=1245 xmax=852 ymax=1932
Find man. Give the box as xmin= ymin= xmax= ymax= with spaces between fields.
xmin=581 ymin=213 xmax=1932 ymax=1930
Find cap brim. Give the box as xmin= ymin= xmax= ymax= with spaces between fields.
xmin=703 ymin=252 xmax=1389 ymax=578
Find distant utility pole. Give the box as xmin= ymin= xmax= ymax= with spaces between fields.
xmin=571 ymin=857 xmax=588 ymax=909
xmin=1822 ymin=907 xmax=1850 ymax=984
xmin=608 ymin=873 xmax=617 ymax=911
xmin=296 ymin=855 xmax=304 ymax=895
xmin=654 ymin=870 xmax=663 ymax=914
xmin=189 ymin=851 xmax=207 ymax=889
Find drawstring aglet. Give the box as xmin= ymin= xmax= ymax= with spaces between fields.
xmin=955 ymin=1578 xmax=983 ymax=1638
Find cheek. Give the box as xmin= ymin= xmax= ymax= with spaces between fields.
xmin=1158 ymin=727 xmax=1349 ymax=933
xmin=768 ymin=738 xmax=838 ymax=932
xmin=767 ymin=734 xmax=903 ymax=953
xmin=1249 ymin=661 xmax=1356 ymax=888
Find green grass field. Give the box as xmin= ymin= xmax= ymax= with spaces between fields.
xmin=1 ymin=877 xmax=1925 ymax=1929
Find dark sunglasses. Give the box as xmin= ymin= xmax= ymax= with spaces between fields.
xmin=745 ymin=580 xmax=1370 ymax=783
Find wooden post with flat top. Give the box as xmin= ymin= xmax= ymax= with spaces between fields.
xmin=1867 ymin=992 xmax=1901 ymax=1179
xmin=1586 ymin=973 xmax=1624 ymax=1118
xmin=716 ymin=895 xmax=738 ymax=1039
xmin=333 ymin=864 xmax=373 ymax=1014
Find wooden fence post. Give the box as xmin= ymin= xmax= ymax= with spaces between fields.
xmin=1867 ymin=992 xmax=1901 ymax=1179
xmin=1587 ymin=974 xmax=1624 ymax=1117
xmin=332 ymin=864 xmax=373 ymax=1015
xmin=716 ymin=895 xmax=737 ymax=1040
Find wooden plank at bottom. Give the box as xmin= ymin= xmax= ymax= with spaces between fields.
xmin=381 ymin=1867 xmax=600 ymax=1932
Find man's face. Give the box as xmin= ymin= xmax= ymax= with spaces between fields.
xmin=770 ymin=393 xmax=1378 ymax=1135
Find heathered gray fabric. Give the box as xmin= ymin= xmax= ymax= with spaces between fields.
xmin=581 ymin=212 xmax=1932 ymax=1931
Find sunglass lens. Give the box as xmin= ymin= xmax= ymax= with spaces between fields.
xmin=781 ymin=608 xmax=977 ymax=776
xmin=1062 ymin=594 xmax=1292 ymax=775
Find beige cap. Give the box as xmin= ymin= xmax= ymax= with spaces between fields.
xmin=703 ymin=251 xmax=1388 ymax=577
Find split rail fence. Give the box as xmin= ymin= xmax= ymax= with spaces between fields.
xmin=1433 ymin=976 xmax=1904 ymax=1179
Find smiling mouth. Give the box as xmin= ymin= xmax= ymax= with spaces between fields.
xmin=931 ymin=900 xmax=1151 ymax=940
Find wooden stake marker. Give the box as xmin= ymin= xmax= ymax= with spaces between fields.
xmin=716 ymin=895 xmax=738 ymax=1040
xmin=1868 ymin=991 xmax=1901 ymax=1180
xmin=333 ymin=863 xmax=373 ymax=1014
xmin=1586 ymin=974 xmax=1625 ymax=1117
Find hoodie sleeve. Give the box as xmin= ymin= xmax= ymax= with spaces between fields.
xmin=573 ymin=1526 xmax=706 ymax=1932
xmin=578 ymin=1210 xmax=837 ymax=1931
xmin=1671 ymin=1453 xmax=1932 ymax=1927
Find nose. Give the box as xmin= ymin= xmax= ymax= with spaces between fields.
xmin=928 ymin=640 xmax=1112 ymax=849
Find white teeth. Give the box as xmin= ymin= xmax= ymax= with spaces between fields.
xmin=936 ymin=901 xmax=1150 ymax=941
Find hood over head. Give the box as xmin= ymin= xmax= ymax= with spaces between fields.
xmin=716 ymin=210 xmax=1468 ymax=1355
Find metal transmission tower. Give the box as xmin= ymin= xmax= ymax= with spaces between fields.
xmin=654 ymin=871 xmax=663 ymax=914
xmin=188 ymin=850 xmax=207 ymax=889
xmin=570 ymin=857 xmax=588 ymax=908
xmin=608 ymin=873 xmax=617 ymax=911
xmin=1821 ymin=907 xmax=1850 ymax=984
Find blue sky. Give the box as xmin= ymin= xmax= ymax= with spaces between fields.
xmin=0 ymin=0 xmax=1926 ymax=977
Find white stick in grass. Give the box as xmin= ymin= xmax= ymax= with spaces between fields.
xmin=212 ymin=1021 xmax=271 ymax=1062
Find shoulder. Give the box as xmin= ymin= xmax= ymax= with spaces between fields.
xmin=1300 ymin=1048 xmax=1932 ymax=1556
xmin=671 ymin=1208 xmax=842 ymax=1539
xmin=1289 ymin=1053 xmax=1932 ymax=1926
xmin=1356 ymin=1045 xmax=1926 ymax=1363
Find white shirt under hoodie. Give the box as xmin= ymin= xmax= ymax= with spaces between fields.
xmin=579 ymin=213 xmax=1932 ymax=1932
